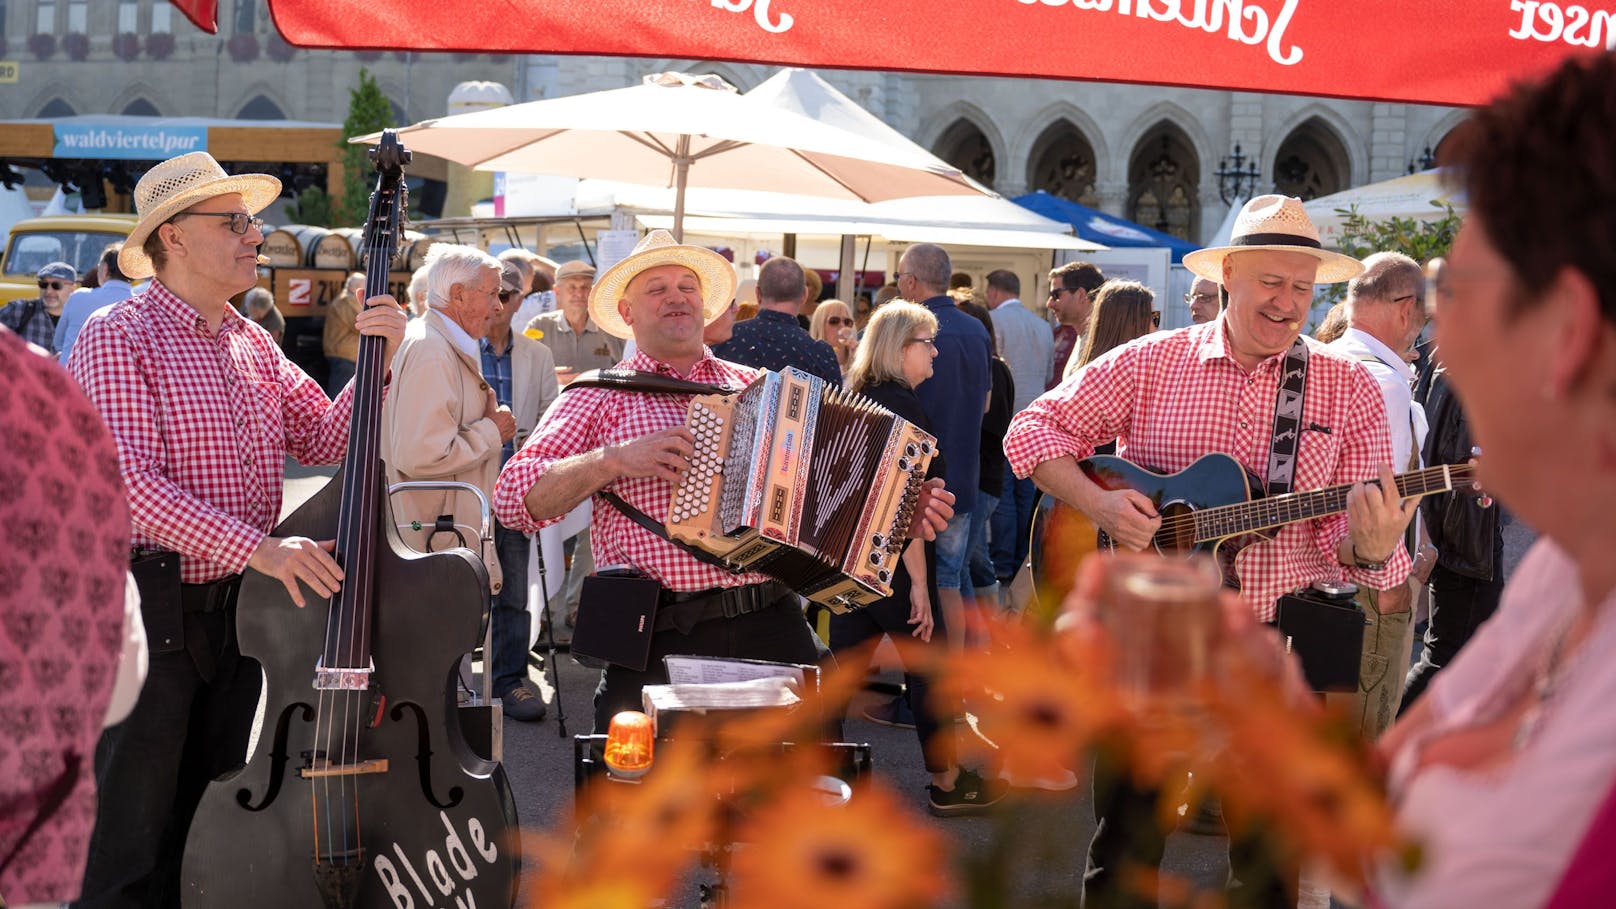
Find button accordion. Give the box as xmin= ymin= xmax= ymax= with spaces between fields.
xmin=668 ymin=367 xmax=938 ymax=612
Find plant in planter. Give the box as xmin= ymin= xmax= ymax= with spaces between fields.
xmin=63 ymin=32 xmax=90 ymax=61
xmin=227 ymin=33 xmax=259 ymax=62
xmin=266 ymin=33 xmax=296 ymax=62
xmin=27 ymin=33 xmax=55 ymax=60
xmin=146 ymin=32 xmax=175 ymax=60
xmin=114 ymin=32 xmax=142 ymax=61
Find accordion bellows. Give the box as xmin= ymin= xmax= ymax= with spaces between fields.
xmin=669 ymin=368 xmax=937 ymax=612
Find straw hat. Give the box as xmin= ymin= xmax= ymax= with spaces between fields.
xmin=588 ymin=230 xmax=737 ymax=340
xmin=1183 ymin=194 xmax=1364 ymax=285
xmin=119 ymin=152 xmax=282 ymax=279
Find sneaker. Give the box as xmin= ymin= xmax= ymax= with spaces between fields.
xmin=861 ymin=695 xmax=916 ymax=729
xmin=928 ymin=768 xmax=1009 ymax=818
xmin=501 ymin=684 xmax=548 ymax=723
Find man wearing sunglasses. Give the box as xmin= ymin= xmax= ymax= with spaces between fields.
xmin=0 ymin=261 xmax=78 ymax=354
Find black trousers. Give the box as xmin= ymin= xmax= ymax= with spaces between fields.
xmin=828 ymin=589 xmax=954 ymax=773
xmin=591 ymin=594 xmax=831 ymax=734
xmin=1400 ymin=554 xmax=1505 ymax=713
xmin=75 ymin=610 xmax=260 ymax=909
xmin=1086 ymin=746 xmax=1294 ymax=909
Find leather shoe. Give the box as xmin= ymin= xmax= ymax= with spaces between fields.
xmin=501 ymin=684 xmax=547 ymax=723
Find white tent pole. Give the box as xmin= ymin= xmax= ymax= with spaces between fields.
xmin=672 ymin=134 xmax=691 ymax=243
xmin=837 ymin=234 xmax=856 ymax=302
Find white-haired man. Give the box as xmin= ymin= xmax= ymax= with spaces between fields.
xmin=69 ymin=151 xmax=405 ymax=905
xmin=494 ymin=230 xmax=955 ymax=733
xmin=1005 ymin=195 xmax=1416 ymax=907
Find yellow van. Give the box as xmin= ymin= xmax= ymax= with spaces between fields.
xmin=0 ymin=214 xmax=139 ymax=306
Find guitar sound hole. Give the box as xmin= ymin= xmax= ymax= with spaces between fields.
xmin=1153 ymin=502 xmax=1197 ymax=555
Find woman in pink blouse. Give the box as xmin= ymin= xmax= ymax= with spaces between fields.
xmin=1373 ymin=53 xmax=1616 ymax=908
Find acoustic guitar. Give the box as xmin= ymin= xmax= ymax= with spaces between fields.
xmin=1027 ymin=452 xmax=1475 ymax=599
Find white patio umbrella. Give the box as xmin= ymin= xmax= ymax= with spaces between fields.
xmin=356 ymin=71 xmax=985 ymax=241
xmin=1304 ymin=169 xmax=1464 ymax=247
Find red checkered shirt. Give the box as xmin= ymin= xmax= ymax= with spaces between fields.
xmin=1004 ymin=318 xmax=1412 ymax=621
xmin=494 ymin=347 xmax=772 ymax=593
xmin=67 ymin=280 xmax=356 ymax=584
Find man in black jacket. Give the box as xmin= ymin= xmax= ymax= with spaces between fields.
xmin=1400 ymin=354 xmax=1506 ymax=711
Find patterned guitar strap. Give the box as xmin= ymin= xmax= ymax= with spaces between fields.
xmin=1266 ymin=336 xmax=1311 ymax=496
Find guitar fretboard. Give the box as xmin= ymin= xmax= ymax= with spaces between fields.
xmin=1192 ymin=463 xmax=1474 ymax=542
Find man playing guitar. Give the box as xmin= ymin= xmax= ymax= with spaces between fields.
xmin=1003 ymin=195 xmax=1416 ymax=909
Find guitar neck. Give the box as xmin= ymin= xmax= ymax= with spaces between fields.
xmin=1193 ymin=463 xmax=1472 ymax=543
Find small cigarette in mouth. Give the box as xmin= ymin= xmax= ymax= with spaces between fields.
xmin=1287 ymin=321 xmax=1301 ymax=330
xmin=257 ymin=255 xmax=270 ymax=265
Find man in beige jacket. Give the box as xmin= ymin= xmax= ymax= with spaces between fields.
xmin=380 ymin=244 xmax=519 ymax=695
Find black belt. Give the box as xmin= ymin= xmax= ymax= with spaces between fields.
xmin=181 ymin=576 xmax=242 ymax=614
xmin=654 ymin=581 xmax=795 ymax=634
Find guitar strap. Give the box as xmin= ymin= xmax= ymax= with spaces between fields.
xmin=1265 ymin=337 xmax=1310 ymax=496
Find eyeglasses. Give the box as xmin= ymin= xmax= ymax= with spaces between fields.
xmin=906 ymin=336 xmax=937 ymax=348
xmin=1390 ymin=294 xmax=1424 ymax=307
xmin=826 ymin=316 xmax=851 ymax=326
xmin=497 ymin=289 xmax=518 ymax=303
xmin=37 ymin=280 xmax=69 ymax=290
xmin=1150 ymin=310 xmax=1162 ymax=328
xmin=893 ymin=271 xmax=910 ymax=282
xmin=1184 ymin=291 xmax=1218 ymax=305
xmin=173 ymin=211 xmax=264 ymax=235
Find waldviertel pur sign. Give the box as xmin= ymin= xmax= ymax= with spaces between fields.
xmin=54 ymin=123 xmax=208 ymax=160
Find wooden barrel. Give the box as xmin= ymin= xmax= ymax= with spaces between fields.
xmin=258 ymin=227 xmax=303 ymax=268
xmin=332 ymin=227 xmax=430 ymax=273
xmin=284 ymin=225 xmax=356 ymax=272
xmin=403 ymin=232 xmax=437 ymax=272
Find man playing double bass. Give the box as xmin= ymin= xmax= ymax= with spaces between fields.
xmin=494 ymin=230 xmax=955 ymax=734
xmin=1003 ymin=195 xmax=1416 ymax=909
xmin=67 ymin=152 xmax=406 ymax=907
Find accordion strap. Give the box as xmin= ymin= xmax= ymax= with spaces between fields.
xmin=597 ymin=489 xmax=742 ymax=574
xmin=567 ymin=368 xmax=740 ymax=397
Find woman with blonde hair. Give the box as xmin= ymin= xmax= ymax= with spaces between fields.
xmin=1075 ymin=279 xmax=1158 ymax=370
xmin=809 ymin=298 xmax=858 ymax=376
xmin=840 ymin=301 xmax=1007 ymax=816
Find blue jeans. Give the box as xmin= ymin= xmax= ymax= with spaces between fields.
xmin=932 ymin=512 xmax=972 ymax=591
xmin=990 ymin=473 xmax=1038 ymax=580
xmin=966 ymin=490 xmax=1000 ymax=598
xmin=490 ymin=519 xmax=531 ymax=698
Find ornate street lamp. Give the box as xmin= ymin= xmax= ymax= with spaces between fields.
xmin=1408 ymin=146 xmax=1437 ymax=174
xmin=1215 ymin=144 xmax=1262 ymax=206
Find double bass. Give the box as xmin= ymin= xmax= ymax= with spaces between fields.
xmin=184 ymin=132 xmax=519 ymax=908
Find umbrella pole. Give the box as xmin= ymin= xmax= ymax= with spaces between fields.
xmin=672 ymin=134 xmax=691 ymax=243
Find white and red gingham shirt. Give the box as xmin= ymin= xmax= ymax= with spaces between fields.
xmin=67 ymin=280 xmax=356 ymax=584
xmin=494 ymin=347 xmax=772 ymax=593
xmin=1004 ymin=317 xmax=1411 ymax=621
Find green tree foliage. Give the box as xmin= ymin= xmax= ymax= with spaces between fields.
xmin=1319 ymin=201 xmax=1462 ymax=305
xmin=337 ymin=68 xmax=393 ymax=228
xmin=285 ymin=185 xmax=333 ymax=227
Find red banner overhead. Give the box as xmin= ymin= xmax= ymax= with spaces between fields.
xmin=196 ymin=1 xmax=1610 ymax=107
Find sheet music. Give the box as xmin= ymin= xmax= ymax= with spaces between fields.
xmin=663 ymin=655 xmax=814 ymax=689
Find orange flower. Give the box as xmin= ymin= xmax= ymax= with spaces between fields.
xmin=932 ymin=614 xmax=1115 ymax=785
xmin=543 ymin=735 xmax=721 ymax=899
xmin=727 ymin=780 xmax=951 ymax=909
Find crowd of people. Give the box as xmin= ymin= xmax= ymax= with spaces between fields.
xmin=1 ymin=50 xmax=1613 ymax=909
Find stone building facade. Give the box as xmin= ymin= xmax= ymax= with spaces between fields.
xmin=3 ymin=0 xmax=1467 ymax=239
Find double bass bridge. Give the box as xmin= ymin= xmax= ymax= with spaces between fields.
xmin=299 ymin=757 xmax=391 ymax=780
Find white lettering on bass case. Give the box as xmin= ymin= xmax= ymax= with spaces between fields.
xmin=372 ymin=810 xmax=500 ymax=908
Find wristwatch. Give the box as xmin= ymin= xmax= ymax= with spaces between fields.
xmin=1352 ymin=544 xmax=1391 ymax=571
